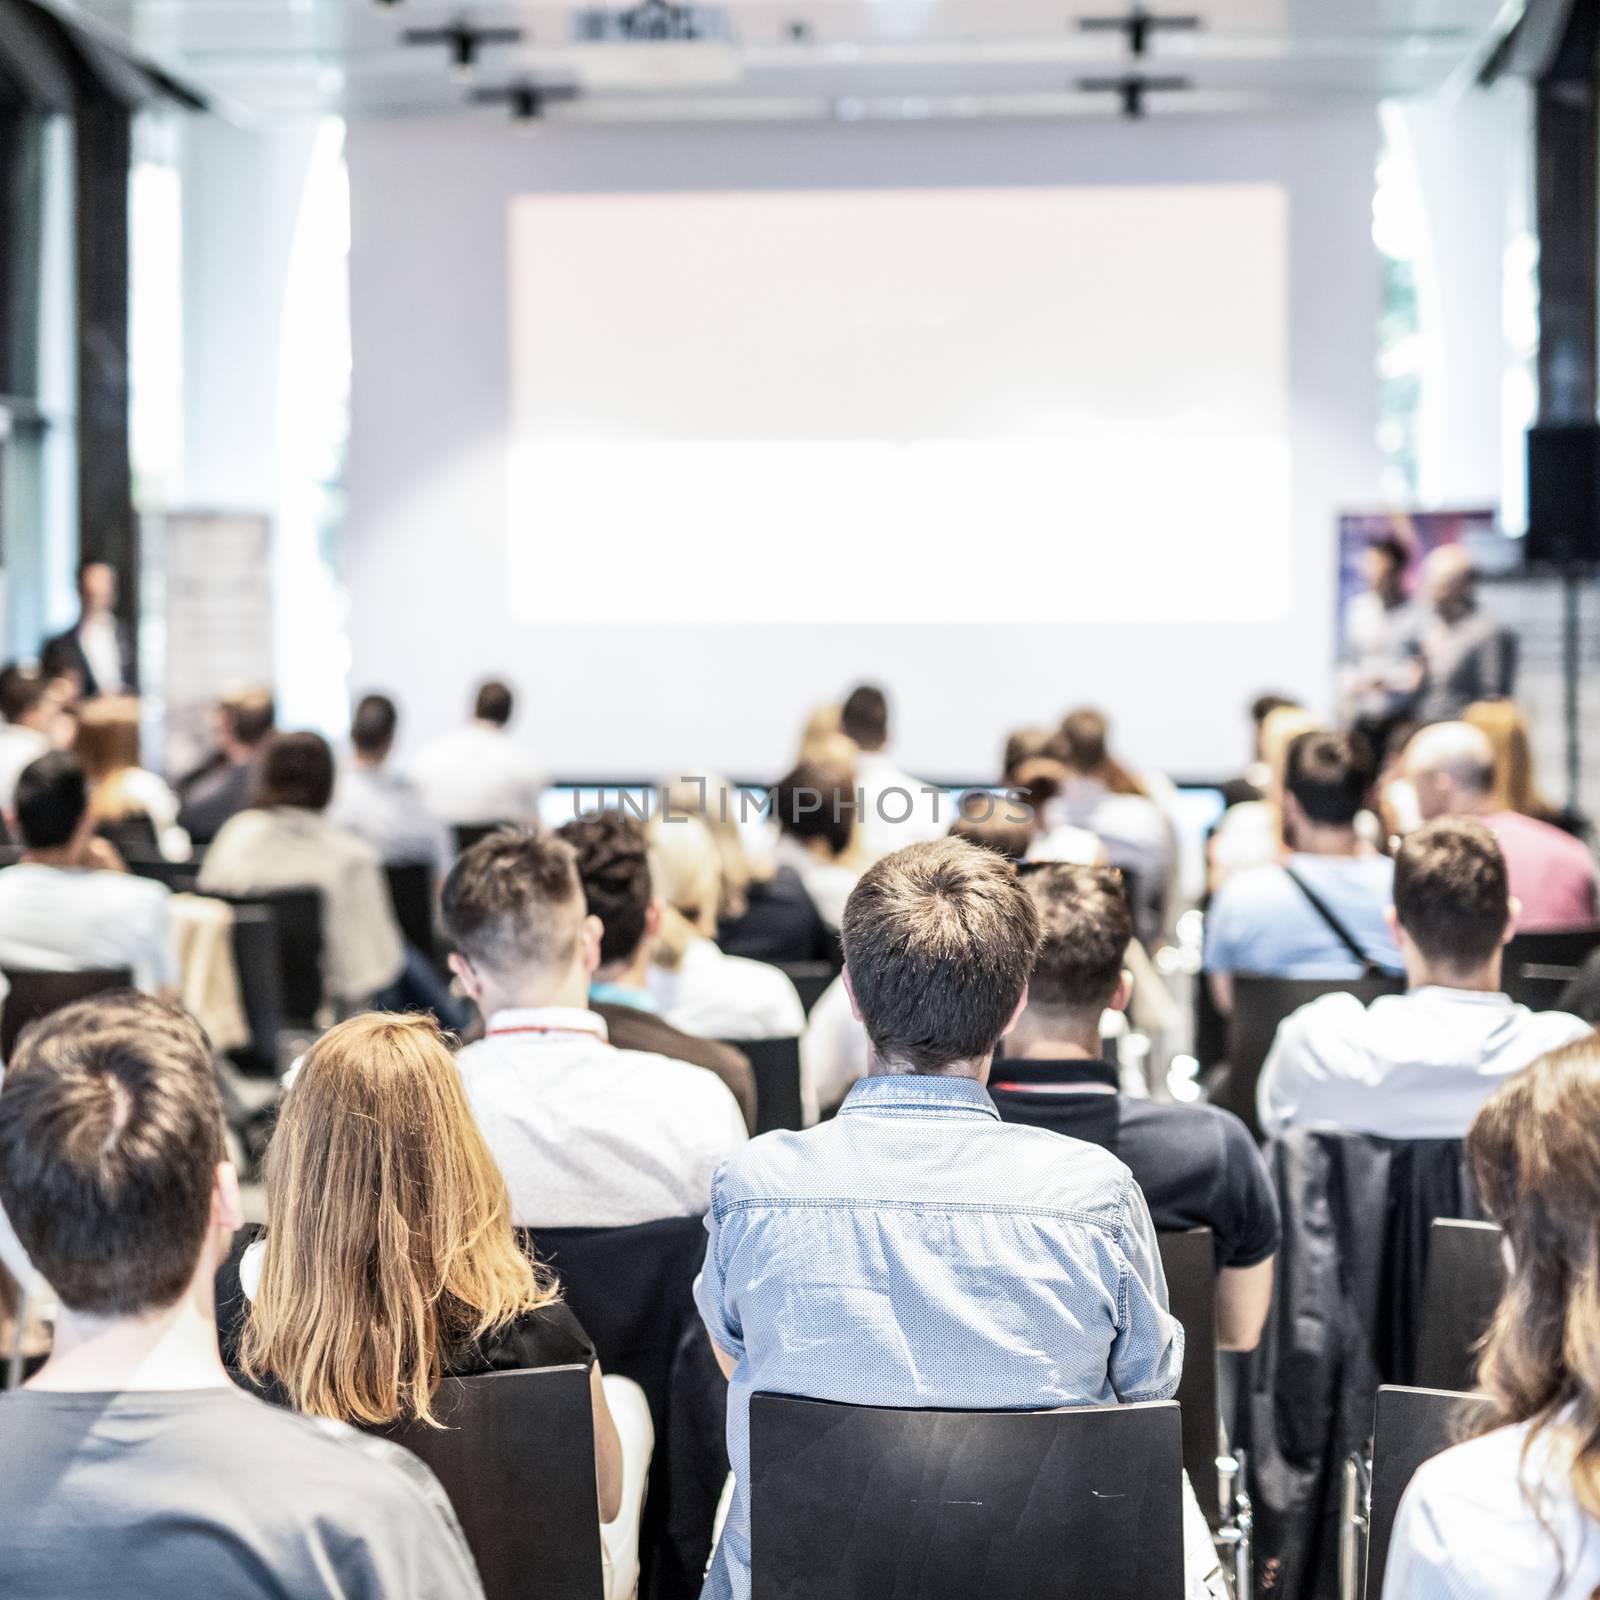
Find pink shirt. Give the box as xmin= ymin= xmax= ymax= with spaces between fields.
xmin=1484 ymin=810 xmax=1600 ymax=932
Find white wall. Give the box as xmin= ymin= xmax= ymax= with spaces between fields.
xmin=345 ymin=110 xmax=1383 ymax=781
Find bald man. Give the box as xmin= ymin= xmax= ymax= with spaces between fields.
xmin=1407 ymin=721 xmax=1598 ymax=932
xmin=1412 ymin=546 xmax=1517 ymax=723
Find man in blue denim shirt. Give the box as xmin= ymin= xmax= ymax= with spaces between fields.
xmin=694 ymin=837 xmax=1184 ymax=1600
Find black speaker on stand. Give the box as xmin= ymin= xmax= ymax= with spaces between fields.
xmin=1526 ymin=422 xmax=1600 ymax=810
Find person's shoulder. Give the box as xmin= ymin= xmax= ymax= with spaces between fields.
xmin=96 ymin=867 xmax=170 ymax=906
xmin=608 ymin=1041 xmax=742 ymax=1103
xmin=1403 ymin=1421 xmax=1539 ymax=1523
xmin=1517 ymin=1006 xmax=1597 ymax=1051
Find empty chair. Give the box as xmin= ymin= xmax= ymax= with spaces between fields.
xmin=774 ymin=960 xmax=837 ymax=1017
xmin=748 ymin=1393 xmax=1184 ymax=1600
xmin=1500 ymin=925 xmax=1600 ymax=1012
xmin=1215 ymin=973 xmax=1405 ymax=1139
xmin=1 ymin=967 xmax=133 ymax=1060
xmin=1363 ymin=1385 xmax=1493 ymax=1598
xmin=1414 ymin=1218 xmax=1505 ymax=1394
xmin=724 ymin=1035 xmax=803 ymax=1134
xmin=384 ymin=859 xmax=438 ymax=964
xmin=383 ymin=1365 xmax=604 ymax=1600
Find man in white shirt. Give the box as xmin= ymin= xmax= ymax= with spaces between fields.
xmin=0 ymin=752 xmax=177 ymax=997
xmin=442 ymin=828 xmax=747 ymax=1228
xmin=840 ymin=685 xmax=946 ymax=861
xmin=40 ymin=562 xmax=133 ymax=699
xmin=330 ymin=694 xmax=448 ymax=870
xmin=410 ymin=679 xmax=542 ymax=829
xmin=1258 ymin=817 xmax=1591 ymax=1139
xmin=0 ymin=664 xmax=54 ymax=813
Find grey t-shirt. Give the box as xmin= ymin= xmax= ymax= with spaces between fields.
xmin=0 ymin=1386 xmax=485 ymax=1600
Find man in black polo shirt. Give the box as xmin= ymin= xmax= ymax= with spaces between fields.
xmin=994 ymin=863 xmax=1280 ymax=1352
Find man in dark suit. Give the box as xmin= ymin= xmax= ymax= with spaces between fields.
xmin=41 ymin=562 xmax=134 ymax=699
xmin=559 ymin=808 xmax=757 ymax=1131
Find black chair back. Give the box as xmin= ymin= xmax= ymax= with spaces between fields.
xmin=749 ymin=1394 xmax=1184 ymax=1600
xmin=384 ymin=860 xmax=437 ymax=962
xmin=1 ymin=967 xmax=133 ymax=1059
xmin=453 ymin=822 xmax=513 ymax=856
xmin=125 ymin=855 xmax=202 ymax=894
xmin=384 ymin=1365 xmax=604 ymax=1600
xmin=1501 ymin=925 xmax=1600 ymax=1011
xmin=97 ymin=812 xmax=163 ymax=862
xmin=1414 ymin=1218 xmax=1505 ymax=1394
xmin=1158 ymin=1227 xmax=1221 ymax=1527
xmin=1218 ymin=974 xmax=1405 ymax=1139
xmin=225 ymin=904 xmax=284 ymax=1077
xmin=774 ymin=961 xmax=835 ymax=1017
xmin=723 ymin=1036 xmax=803 ymax=1134
xmin=216 ymin=887 xmax=324 ymax=1027
xmin=1365 ymin=1385 xmax=1493 ymax=1597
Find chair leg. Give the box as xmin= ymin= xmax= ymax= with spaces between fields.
xmin=1339 ymin=1451 xmax=1371 ymax=1600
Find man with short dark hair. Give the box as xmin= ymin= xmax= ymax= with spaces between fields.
xmin=1258 ymin=818 xmax=1591 ymax=1138
xmin=559 ymin=810 xmax=756 ymax=1130
xmin=992 ymin=864 xmax=1278 ymax=1351
xmin=411 ymin=677 xmax=541 ymax=828
xmin=770 ymin=757 xmax=860 ymax=930
xmin=330 ymin=692 xmax=447 ymax=869
xmin=1204 ymin=730 xmax=1402 ymax=1013
xmin=839 ymin=682 xmax=943 ymax=860
xmin=0 ymin=661 xmax=54 ymax=812
xmin=177 ymin=686 xmax=276 ymax=846
xmin=445 ymin=829 xmax=746 ymax=1228
xmin=0 ymin=993 xmax=485 ymax=1600
xmin=0 ymin=752 xmax=177 ymax=996
xmin=41 ymin=560 xmax=133 ymax=698
xmin=695 ymin=837 xmax=1182 ymax=1600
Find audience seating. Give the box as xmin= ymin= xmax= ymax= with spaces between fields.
xmin=1358 ymin=1385 xmax=1494 ymax=1600
xmin=723 ymin=1036 xmax=804 ymax=1134
xmin=1157 ymin=1229 xmax=1222 ymax=1526
xmin=223 ymin=903 xmax=286 ymax=1080
xmin=1500 ymin=925 xmax=1600 ymax=1012
xmin=214 ymin=888 xmax=325 ymax=1029
xmin=125 ymin=856 xmax=202 ymax=894
xmin=1214 ymin=974 xmax=1406 ymax=1140
xmin=382 ymin=1365 xmax=605 ymax=1600
xmin=748 ymin=1393 xmax=1184 ymax=1600
xmin=96 ymin=812 xmax=163 ymax=862
xmin=383 ymin=860 xmax=438 ymax=965
xmin=773 ymin=960 xmax=836 ymax=1017
xmin=1 ymin=967 xmax=133 ymax=1060
xmin=1414 ymin=1218 xmax=1505 ymax=1395
xmin=453 ymin=822 xmax=511 ymax=855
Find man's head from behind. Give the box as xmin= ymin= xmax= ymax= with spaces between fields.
xmin=558 ymin=810 xmax=655 ymax=973
xmin=15 ymin=751 xmax=89 ymax=851
xmin=839 ymin=684 xmax=889 ymax=752
xmin=256 ymin=731 xmax=336 ymax=813
xmin=442 ymin=829 xmax=600 ymax=1010
xmin=1404 ymin=721 xmax=1496 ymax=821
xmin=218 ymin=687 xmax=275 ymax=758
xmin=0 ymin=662 xmax=48 ymax=730
xmin=0 ymin=993 xmax=237 ymax=1317
xmin=1282 ymin=730 xmax=1375 ymax=840
xmin=474 ymin=679 xmax=515 ymax=728
xmin=842 ymin=837 xmax=1039 ymax=1077
xmin=1391 ymin=817 xmax=1515 ymax=983
xmin=350 ymin=692 xmax=398 ymax=763
xmin=1016 ymin=864 xmax=1133 ymax=1042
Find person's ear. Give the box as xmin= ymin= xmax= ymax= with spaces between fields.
xmin=1281 ymin=790 xmax=1305 ymax=842
xmin=1384 ymin=905 xmax=1400 ymax=943
xmin=579 ymin=914 xmax=603 ymax=974
xmin=448 ymin=951 xmax=484 ymax=1001
xmin=1110 ymin=969 xmax=1134 ymax=1015
xmin=841 ymin=963 xmax=863 ymax=1024
xmin=1003 ymin=981 xmax=1030 ymax=1037
xmin=644 ymin=900 xmax=662 ymax=939
xmin=212 ymin=1161 xmax=244 ymax=1236
xmin=1502 ymin=897 xmax=1522 ymax=947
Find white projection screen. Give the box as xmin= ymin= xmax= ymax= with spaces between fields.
xmin=508 ymin=184 xmax=1290 ymax=626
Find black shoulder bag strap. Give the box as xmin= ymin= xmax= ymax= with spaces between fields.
xmin=1282 ymin=865 xmax=1387 ymax=980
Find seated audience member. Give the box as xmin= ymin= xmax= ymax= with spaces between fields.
xmin=1219 ymin=692 xmax=1301 ymax=810
xmin=0 ymin=663 xmax=54 ymax=813
xmin=695 ymin=838 xmax=1183 ymax=1600
xmin=74 ymin=695 xmax=187 ymax=861
xmin=330 ymin=693 xmax=448 ymax=870
xmin=840 ymin=683 xmax=945 ymax=859
xmin=992 ymin=864 xmax=1278 ymax=1351
xmin=769 ymin=758 xmax=862 ymax=932
xmin=443 ymin=829 xmax=747 ymax=1228
xmin=410 ymin=678 xmax=541 ymax=828
xmin=0 ymin=753 xmax=177 ymax=996
xmin=199 ymin=732 xmax=430 ymax=1016
xmin=1002 ymin=725 xmax=1056 ymax=784
xmin=225 ymin=1012 xmax=649 ymax=1599
xmin=1204 ymin=730 xmax=1401 ymax=1014
xmin=1384 ymin=1034 xmax=1600 ymax=1598
xmin=796 ymin=700 xmax=845 ymax=763
xmin=1413 ymin=543 xmax=1517 ymax=724
xmin=559 ymin=810 xmax=757 ymax=1130
xmin=1208 ymin=702 xmax=1321 ymax=885
xmin=1257 ymin=818 xmax=1591 ymax=1139
xmin=1017 ymin=756 xmax=1103 ymax=866
xmin=0 ymin=994 xmax=484 ymax=1600
xmin=177 ymin=686 xmax=275 ymax=846
xmin=949 ymin=793 xmax=1036 ymax=863
xmin=1407 ymin=720 xmax=1599 ymax=932
xmin=647 ymin=814 xmax=806 ymax=1040
xmin=1464 ymin=697 xmax=1588 ymax=837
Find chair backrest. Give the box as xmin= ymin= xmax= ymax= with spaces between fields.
xmin=382 ymin=1365 xmax=604 ymax=1600
xmin=723 ymin=1036 xmax=803 ymax=1134
xmin=1365 ymin=1385 xmax=1494 ymax=1596
xmin=97 ymin=812 xmax=163 ymax=862
xmin=225 ymin=904 xmax=284 ymax=1076
xmin=1 ymin=967 xmax=133 ymax=1060
xmin=1500 ymin=925 xmax=1600 ymax=1012
xmin=216 ymin=887 xmax=324 ymax=1027
xmin=1158 ymin=1227 xmax=1221 ymax=1528
xmin=774 ymin=960 xmax=836 ymax=1017
xmin=1414 ymin=1218 xmax=1505 ymax=1394
xmin=1220 ymin=973 xmax=1406 ymax=1138
xmin=749 ymin=1393 xmax=1184 ymax=1600
xmin=453 ymin=822 xmax=512 ymax=856
xmin=124 ymin=855 xmax=202 ymax=894
xmin=384 ymin=860 xmax=437 ymax=960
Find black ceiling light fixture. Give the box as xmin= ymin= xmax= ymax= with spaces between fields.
xmin=401 ymin=20 xmax=524 ymax=80
xmin=470 ymin=79 xmax=580 ymax=121
xmin=1077 ymin=72 xmax=1191 ymax=118
xmin=1078 ymin=7 xmax=1201 ymax=57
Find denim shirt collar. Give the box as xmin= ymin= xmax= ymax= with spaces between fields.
xmin=838 ymin=1073 xmax=1001 ymax=1121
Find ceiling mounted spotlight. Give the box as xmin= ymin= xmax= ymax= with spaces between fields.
xmin=1077 ymin=72 xmax=1190 ymax=118
xmin=401 ymin=21 xmax=524 ymax=80
xmin=470 ymin=79 xmax=580 ymax=121
xmin=1078 ymin=7 xmax=1201 ymax=57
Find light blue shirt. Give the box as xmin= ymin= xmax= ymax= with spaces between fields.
xmin=1203 ymin=854 xmax=1403 ymax=978
xmin=693 ymin=1073 xmax=1183 ymax=1600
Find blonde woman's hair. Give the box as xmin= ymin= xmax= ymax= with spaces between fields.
xmin=1464 ymin=699 xmax=1554 ymax=820
xmin=240 ymin=1012 xmax=556 ymax=1427
xmin=73 ymin=696 xmax=144 ymax=820
xmin=799 ymin=702 xmax=847 ymax=763
xmin=663 ymin=774 xmax=771 ymax=922
xmin=648 ymin=812 xmax=722 ymax=968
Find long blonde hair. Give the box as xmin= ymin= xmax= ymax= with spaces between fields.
xmin=240 ymin=1012 xmax=556 ymax=1427
xmin=1465 ymin=699 xmax=1555 ymax=820
xmin=74 ymin=696 xmax=144 ymax=820
xmin=663 ymin=774 xmax=771 ymax=922
xmin=648 ymin=812 xmax=723 ymax=969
